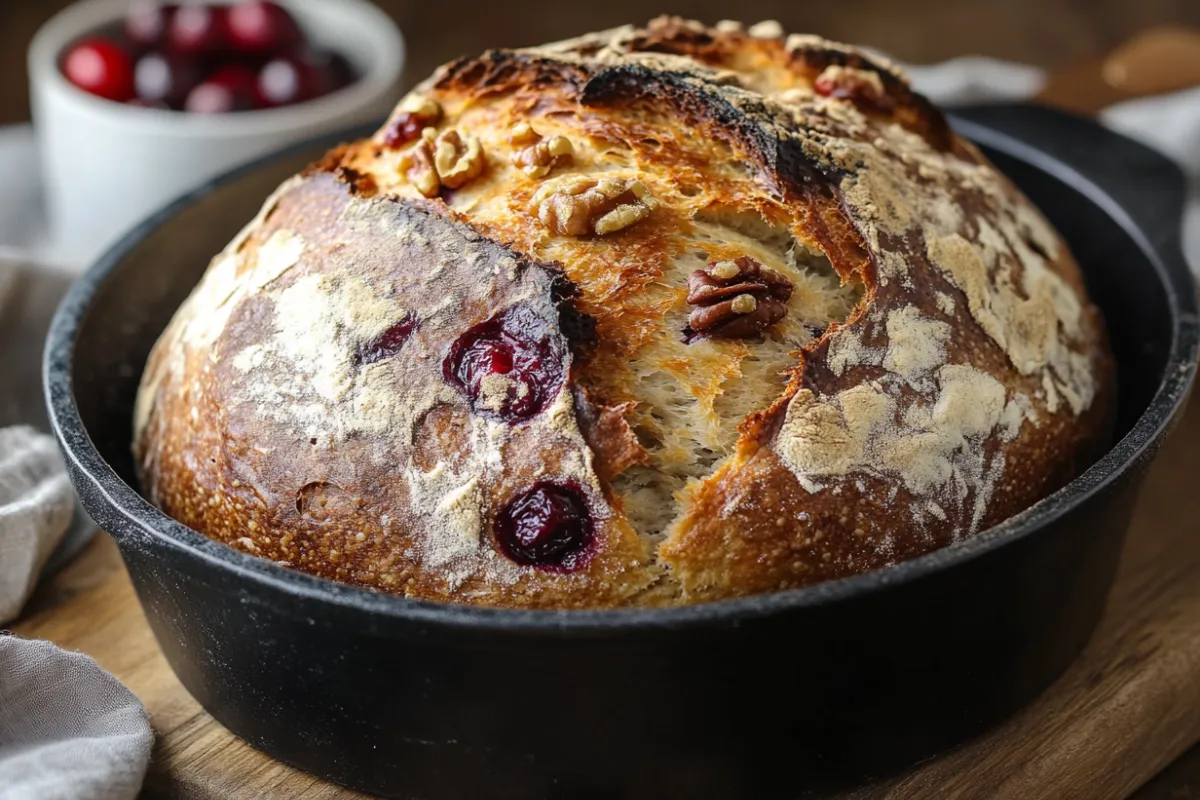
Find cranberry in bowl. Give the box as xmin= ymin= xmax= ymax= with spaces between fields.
xmin=63 ymin=1 xmax=357 ymax=113
xmin=29 ymin=0 xmax=403 ymax=268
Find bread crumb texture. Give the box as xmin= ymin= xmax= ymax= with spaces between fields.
xmin=134 ymin=17 xmax=1112 ymax=607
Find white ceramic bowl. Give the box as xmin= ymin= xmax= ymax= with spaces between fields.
xmin=29 ymin=0 xmax=404 ymax=269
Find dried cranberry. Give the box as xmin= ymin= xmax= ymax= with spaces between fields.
xmin=356 ymin=317 xmax=416 ymax=365
xmin=227 ymin=1 xmax=301 ymax=55
xmin=494 ymin=482 xmax=595 ymax=570
xmin=185 ymin=65 xmax=257 ymax=113
xmin=256 ymin=56 xmax=327 ymax=107
xmin=381 ymin=112 xmax=426 ymax=147
xmin=167 ymin=4 xmax=230 ymax=56
xmin=134 ymin=51 xmax=199 ymax=108
xmin=457 ymin=338 xmax=515 ymax=380
xmin=125 ymin=2 xmax=177 ymax=49
xmin=444 ymin=305 xmax=566 ymax=422
xmin=813 ymin=69 xmax=895 ymax=113
xmin=62 ymin=38 xmax=135 ymax=102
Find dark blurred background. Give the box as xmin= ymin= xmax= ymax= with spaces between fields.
xmin=4 ymin=0 xmax=1200 ymax=124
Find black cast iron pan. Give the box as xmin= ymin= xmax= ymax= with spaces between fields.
xmin=43 ymin=104 xmax=1198 ymax=798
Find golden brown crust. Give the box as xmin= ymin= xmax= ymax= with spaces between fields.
xmin=135 ymin=17 xmax=1114 ymax=607
xmin=136 ymin=176 xmax=653 ymax=608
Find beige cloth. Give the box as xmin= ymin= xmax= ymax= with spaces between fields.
xmin=0 ymin=426 xmax=73 ymax=624
xmin=0 ymin=426 xmax=152 ymax=799
xmin=0 ymin=636 xmax=153 ymax=800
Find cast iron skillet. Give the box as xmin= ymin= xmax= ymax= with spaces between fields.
xmin=44 ymin=104 xmax=1198 ymax=798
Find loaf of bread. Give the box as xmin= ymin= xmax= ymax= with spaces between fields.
xmin=134 ymin=17 xmax=1114 ymax=608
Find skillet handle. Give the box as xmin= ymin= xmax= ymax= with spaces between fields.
xmin=949 ymin=102 xmax=1195 ymax=304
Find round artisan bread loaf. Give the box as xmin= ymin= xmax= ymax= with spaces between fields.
xmin=133 ymin=17 xmax=1114 ymax=608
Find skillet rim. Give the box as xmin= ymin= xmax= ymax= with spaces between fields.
xmin=43 ymin=106 xmax=1200 ymax=633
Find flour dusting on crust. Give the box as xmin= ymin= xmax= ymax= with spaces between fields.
xmin=134 ymin=17 xmax=1112 ymax=607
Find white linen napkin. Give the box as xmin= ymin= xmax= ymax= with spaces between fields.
xmin=1101 ymin=86 xmax=1200 ymax=269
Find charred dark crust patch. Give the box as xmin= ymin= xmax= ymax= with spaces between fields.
xmin=558 ymin=302 xmax=598 ymax=351
xmin=786 ymin=44 xmax=954 ymax=151
xmin=532 ymin=17 xmax=955 ymax=155
xmin=626 ymin=17 xmax=953 ymax=153
xmin=544 ymin=266 xmax=599 ymax=351
xmin=580 ymin=63 xmax=833 ymax=196
xmin=434 ymin=50 xmax=590 ymax=98
xmin=623 ymin=22 xmax=723 ymax=62
xmin=336 ymin=165 xmax=379 ymax=197
xmin=303 ymin=143 xmax=353 ymax=177
xmin=787 ymin=46 xmax=909 ymax=97
xmin=431 ymin=48 xmax=838 ymax=200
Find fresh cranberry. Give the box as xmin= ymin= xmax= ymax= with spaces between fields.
xmin=356 ymin=317 xmax=416 ymax=365
xmin=444 ymin=305 xmax=566 ymax=422
xmin=185 ymin=64 xmax=257 ymax=112
xmin=62 ymin=38 xmax=135 ymax=102
xmin=227 ymin=1 xmax=301 ymax=55
xmin=256 ymin=56 xmax=327 ymax=107
xmin=184 ymin=82 xmax=236 ymax=113
xmin=125 ymin=2 xmax=177 ymax=49
xmin=134 ymin=51 xmax=199 ymax=108
xmin=167 ymin=4 xmax=230 ymax=56
xmin=493 ymin=482 xmax=595 ymax=570
xmin=212 ymin=63 xmax=260 ymax=96
xmin=381 ymin=112 xmax=425 ymax=147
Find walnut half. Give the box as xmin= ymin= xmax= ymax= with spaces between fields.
xmin=433 ymin=129 xmax=486 ymax=189
xmin=399 ymin=128 xmax=487 ymax=197
xmin=510 ymin=123 xmax=574 ymax=179
xmin=398 ymin=131 xmax=440 ymax=198
xmin=686 ymin=256 xmax=794 ymax=339
xmin=533 ymin=177 xmax=653 ymax=236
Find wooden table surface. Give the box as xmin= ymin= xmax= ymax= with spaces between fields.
xmin=3 ymin=0 xmax=1200 ymax=796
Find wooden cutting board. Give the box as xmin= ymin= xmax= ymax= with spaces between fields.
xmin=10 ymin=389 xmax=1200 ymax=799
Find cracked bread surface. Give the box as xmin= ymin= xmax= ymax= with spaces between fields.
xmin=133 ymin=17 xmax=1113 ymax=608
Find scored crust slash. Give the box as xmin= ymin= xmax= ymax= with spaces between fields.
xmin=133 ymin=16 xmax=1114 ymax=608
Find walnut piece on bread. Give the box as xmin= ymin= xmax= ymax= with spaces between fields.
xmin=431 ymin=129 xmax=486 ymax=189
xmin=510 ymin=123 xmax=575 ymax=178
xmin=533 ymin=176 xmax=653 ymax=236
xmin=134 ymin=17 xmax=1113 ymax=608
xmin=686 ymin=256 xmax=794 ymax=339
